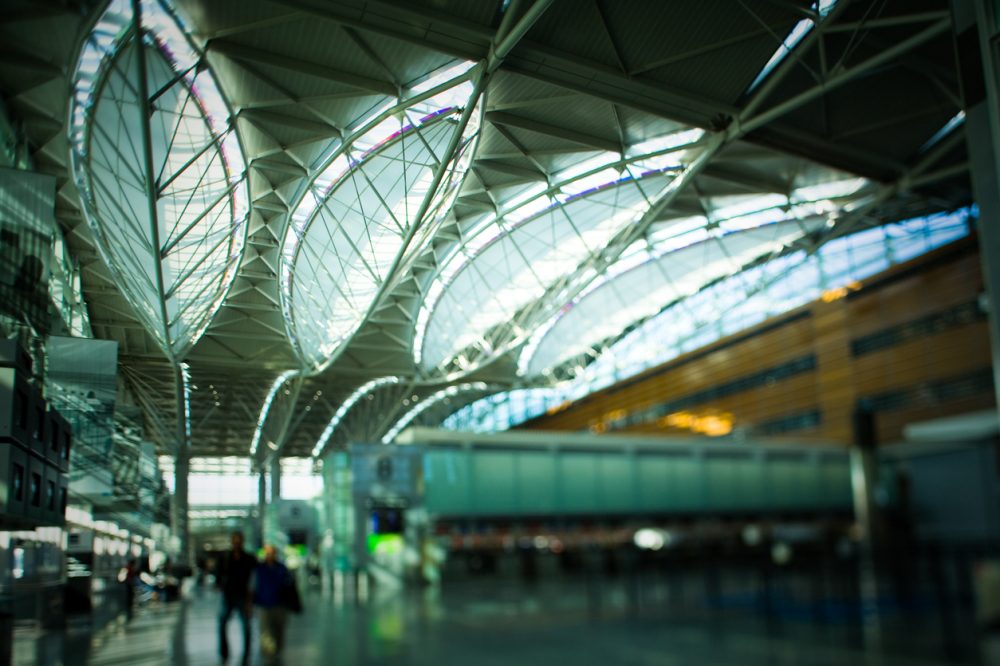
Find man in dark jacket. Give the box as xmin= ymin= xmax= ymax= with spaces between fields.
xmin=217 ymin=532 xmax=256 ymax=663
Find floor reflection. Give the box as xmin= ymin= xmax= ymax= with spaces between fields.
xmin=12 ymin=576 xmax=986 ymax=665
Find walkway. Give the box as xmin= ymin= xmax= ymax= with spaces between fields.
xmin=12 ymin=578 xmax=983 ymax=665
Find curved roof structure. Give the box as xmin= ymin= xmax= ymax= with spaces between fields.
xmin=519 ymin=174 xmax=870 ymax=378
xmin=381 ymin=382 xmax=496 ymax=444
xmin=443 ymin=209 xmax=973 ymax=435
xmin=0 ymin=0 xmax=974 ymax=457
xmin=416 ymin=131 xmax=703 ymax=376
xmin=282 ymin=69 xmax=483 ymax=370
xmin=69 ymin=0 xmax=248 ymax=360
xmin=520 ymin=219 xmax=822 ymax=378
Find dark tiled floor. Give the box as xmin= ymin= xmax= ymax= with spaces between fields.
xmin=11 ymin=577 xmax=986 ymax=665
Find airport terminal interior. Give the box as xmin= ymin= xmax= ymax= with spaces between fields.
xmin=3 ymin=0 xmax=1000 ymax=663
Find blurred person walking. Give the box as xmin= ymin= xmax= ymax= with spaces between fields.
xmin=217 ymin=531 xmax=257 ymax=663
xmin=119 ymin=558 xmax=137 ymax=620
xmin=254 ymin=544 xmax=299 ymax=664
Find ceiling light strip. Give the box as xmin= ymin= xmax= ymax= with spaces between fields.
xmin=381 ymin=382 xmax=490 ymax=444
xmin=311 ymin=376 xmax=402 ymax=458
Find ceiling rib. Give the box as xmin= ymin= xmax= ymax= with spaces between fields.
xmin=486 ymin=110 xmax=622 ymax=153
xmin=208 ymin=39 xmax=398 ymax=96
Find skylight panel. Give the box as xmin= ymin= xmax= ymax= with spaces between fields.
xmin=414 ymin=127 xmax=709 ymax=375
xmin=746 ymin=19 xmax=814 ymax=95
xmin=281 ymin=74 xmax=483 ymax=371
xmin=250 ymin=370 xmax=298 ymax=457
xmin=745 ymin=1 xmax=839 ymax=96
xmin=558 ymin=167 xmax=623 ymax=197
xmin=69 ymin=0 xmax=248 ymax=359
xmin=628 ymin=152 xmax=686 ymax=173
xmin=417 ymin=171 xmax=674 ymax=374
xmin=382 ymin=382 xmax=489 ymax=444
xmin=519 ymin=220 xmax=818 ymax=377
xmin=711 ymin=193 xmax=788 ymax=222
xmin=920 ymin=111 xmax=966 ymax=153
xmin=551 ymin=152 xmax=621 ymax=183
xmin=626 ymin=128 xmax=705 ymax=157
xmin=648 ymin=217 xmax=711 ymax=248
xmin=351 ymin=116 xmax=407 ymax=154
xmin=504 ymin=192 xmax=557 ymax=224
xmin=408 ymin=61 xmax=479 ymax=96
xmin=717 ymin=208 xmax=787 ymax=232
xmin=499 ymin=181 xmax=550 ymax=215
xmin=792 ymin=177 xmax=867 ymax=202
xmin=312 ymin=377 xmax=401 ymax=458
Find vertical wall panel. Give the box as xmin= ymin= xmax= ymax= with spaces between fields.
xmin=517 ymin=452 xmax=558 ymax=514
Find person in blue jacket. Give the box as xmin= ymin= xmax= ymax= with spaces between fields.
xmin=254 ymin=544 xmax=292 ymax=663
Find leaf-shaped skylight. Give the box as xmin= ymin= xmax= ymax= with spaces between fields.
xmin=414 ymin=130 xmax=707 ymax=377
xmin=518 ymin=172 xmax=870 ymax=378
xmin=281 ymin=69 xmax=483 ymax=371
xmin=519 ymin=219 xmax=824 ymax=377
xmin=69 ymin=0 xmax=248 ymax=359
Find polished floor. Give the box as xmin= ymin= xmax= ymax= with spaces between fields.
xmin=11 ymin=576 xmax=989 ymax=665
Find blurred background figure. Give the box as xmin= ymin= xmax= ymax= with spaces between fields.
xmin=217 ymin=532 xmax=256 ymax=664
xmin=117 ymin=558 xmax=137 ymax=619
xmin=255 ymin=544 xmax=293 ymax=664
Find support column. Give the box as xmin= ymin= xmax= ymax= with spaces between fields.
xmin=955 ymin=0 xmax=1000 ymax=409
xmin=171 ymin=449 xmax=190 ymax=567
xmin=270 ymin=457 xmax=282 ymax=503
xmin=256 ymin=468 xmax=267 ymax=551
xmin=171 ymin=366 xmax=191 ymax=568
xmin=135 ymin=0 xmax=191 ymax=570
xmin=851 ymin=402 xmax=882 ymax=648
xmin=258 ymin=457 xmax=281 ymax=546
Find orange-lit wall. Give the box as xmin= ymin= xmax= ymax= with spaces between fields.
xmin=523 ymin=237 xmax=994 ymax=446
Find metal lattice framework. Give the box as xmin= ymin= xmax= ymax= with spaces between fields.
xmin=69 ymin=0 xmax=249 ymax=362
xmin=281 ymin=65 xmax=484 ymax=371
xmin=0 ymin=0 xmax=973 ymax=461
xmin=518 ymin=167 xmax=869 ymax=378
xmin=445 ymin=208 xmax=974 ymax=433
xmin=416 ymin=133 xmax=701 ymax=377
xmin=380 ymin=381 xmax=499 ymax=444
xmin=312 ymin=377 xmax=411 ymax=454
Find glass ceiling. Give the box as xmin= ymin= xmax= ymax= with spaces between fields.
xmin=745 ymin=0 xmax=839 ymax=95
xmin=442 ymin=386 xmax=558 ymax=435
xmin=69 ymin=0 xmax=248 ymax=359
xmin=381 ymin=381 xmax=491 ymax=444
xmin=249 ymin=369 xmax=298 ymax=458
xmin=520 ymin=218 xmax=825 ymax=377
xmin=416 ymin=129 xmax=706 ymax=376
xmin=442 ymin=209 xmax=973 ymax=434
xmin=519 ymin=173 xmax=871 ymax=378
xmin=282 ymin=68 xmax=483 ymax=371
xmin=585 ymin=209 xmax=971 ymax=388
xmin=311 ymin=376 xmax=401 ymax=457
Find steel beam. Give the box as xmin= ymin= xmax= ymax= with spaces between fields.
xmin=488 ymin=0 xmax=555 ymax=72
xmin=741 ymin=18 xmax=952 ymax=135
xmin=826 ymin=11 xmax=951 ymax=33
xmin=954 ymin=0 xmax=1000 ymax=410
xmin=131 ymin=0 xmax=177 ymax=361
